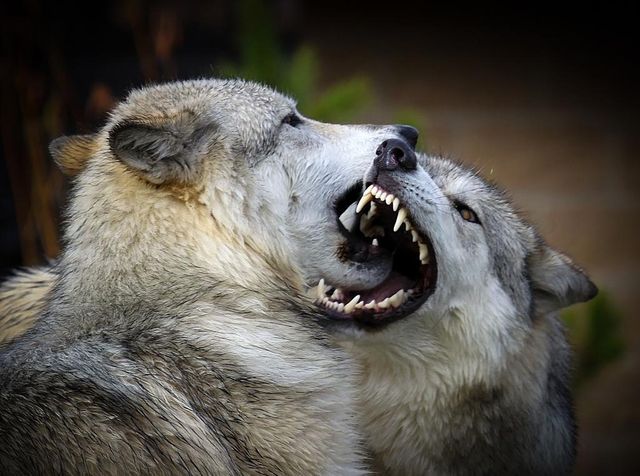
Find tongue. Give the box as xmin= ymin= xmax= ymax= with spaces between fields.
xmin=359 ymin=271 xmax=415 ymax=303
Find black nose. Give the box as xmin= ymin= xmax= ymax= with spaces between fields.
xmin=394 ymin=125 xmax=419 ymax=149
xmin=374 ymin=138 xmax=417 ymax=172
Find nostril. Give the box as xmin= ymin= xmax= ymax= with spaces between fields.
xmin=375 ymin=146 xmax=383 ymax=156
xmin=390 ymin=147 xmax=404 ymax=161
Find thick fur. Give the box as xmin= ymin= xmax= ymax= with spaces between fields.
xmin=0 ymin=94 xmax=596 ymax=473
xmin=339 ymin=154 xmax=597 ymax=475
xmin=0 ymin=79 xmax=411 ymax=475
xmin=0 ymin=267 xmax=55 ymax=345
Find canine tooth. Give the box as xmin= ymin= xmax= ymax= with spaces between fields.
xmin=392 ymin=197 xmax=400 ymax=211
xmin=411 ymin=230 xmax=419 ymax=242
xmin=393 ymin=208 xmax=407 ymax=232
xmin=419 ymin=243 xmax=429 ymax=261
xmin=344 ymin=295 xmax=361 ymax=313
xmin=317 ymin=279 xmax=326 ymax=299
xmin=364 ymin=300 xmax=376 ymax=309
xmin=389 ymin=289 xmax=405 ymax=308
xmin=356 ymin=192 xmax=374 ymax=213
xmin=378 ymin=298 xmax=390 ymax=309
xmin=372 ymin=238 xmax=379 ymax=247
xmin=385 ymin=194 xmax=394 ymax=205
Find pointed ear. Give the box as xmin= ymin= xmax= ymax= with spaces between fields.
xmin=49 ymin=134 xmax=98 ymax=176
xmin=528 ymin=245 xmax=598 ymax=313
xmin=108 ymin=115 xmax=216 ymax=185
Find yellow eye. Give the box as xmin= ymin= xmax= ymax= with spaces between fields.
xmin=454 ymin=202 xmax=480 ymax=224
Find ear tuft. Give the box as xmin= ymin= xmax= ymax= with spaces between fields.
xmin=49 ymin=134 xmax=98 ymax=176
xmin=529 ymin=245 xmax=598 ymax=314
xmin=109 ymin=118 xmax=214 ymax=185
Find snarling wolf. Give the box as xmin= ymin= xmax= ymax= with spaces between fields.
xmin=0 ymin=83 xmax=596 ymax=474
xmin=310 ymin=148 xmax=597 ymax=474
xmin=0 ymin=79 xmax=418 ymax=474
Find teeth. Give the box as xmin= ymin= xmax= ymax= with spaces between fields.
xmin=378 ymin=297 xmax=390 ymax=309
xmin=364 ymin=300 xmax=376 ymax=309
xmin=356 ymin=192 xmax=374 ymax=213
xmin=385 ymin=194 xmax=394 ymax=205
xmin=379 ymin=191 xmax=387 ymax=201
xmin=318 ymin=279 xmax=326 ymax=297
xmin=392 ymin=197 xmax=400 ymax=211
xmin=331 ymin=288 xmax=344 ymax=301
xmin=344 ymin=295 xmax=361 ymax=313
xmin=372 ymin=238 xmax=379 ymax=247
xmin=371 ymin=185 xmax=379 ymax=196
xmin=374 ymin=188 xmax=383 ymax=199
xmin=389 ymin=289 xmax=405 ymax=308
xmin=411 ymin=230 xmax=419 ymax=242
xmin=355 ymin=301 xmax=364 ymax=309
xmin=394 ymin=208 xmax=407 ymax=232
xmin=363 ymin=184 xmax=374 ymax=196
xmin=367 ymin=203 xmax=377 ymax=218
xmin=404 ymin=220 xmax=412 ymax=231
xmin=337 ymin=303 xmax=345 ymax=312
xmin=419 ymin=243 xmax=429 ymax=262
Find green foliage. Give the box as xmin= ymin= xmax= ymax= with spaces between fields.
xmin=562 ymin=291 xmax=625 ymax=389
xmin=217 ymin=0 xmax=373 ymax=123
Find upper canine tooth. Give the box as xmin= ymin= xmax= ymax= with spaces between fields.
xmin=385 ymin=194 xmax=394 ymax=205
xmin=394 ymin=208 xmax=407 ymax=232
xmin=389 ymin=289 xmax=405 ymax=308
xmin=344 ymin=295 xmax=361 ymax=313
xmin=419 ymin=243 xmax=429 ymax=261
xmin=392 ymin=197 xmax=400 ymax=211
xmin=356 ymin=192 xmax=374 ymax=213
xmin=317 ymin=279 xmax=326 ymax=299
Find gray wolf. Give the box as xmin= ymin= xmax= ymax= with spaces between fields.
xmin=0 ymin=79 xmax=415 ymax=474
xmin=311 ymin=148 xmax=597 ymax=474
xmin=0 ymin=89 xmax=596 ymax=474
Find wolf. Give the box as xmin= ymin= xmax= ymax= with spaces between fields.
xmin=308 ymin=145 xmax=597 ymax=474
xmin=0 ymin=91 xmax=596 ymax=473
xmin=0 ymin=79 xmax=418 ymax=474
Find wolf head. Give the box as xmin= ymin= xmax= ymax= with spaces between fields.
xmin=54 ymin=79 xmax=417 ymax=306
xmin=312 ymin=151 xmax=596 ymax=336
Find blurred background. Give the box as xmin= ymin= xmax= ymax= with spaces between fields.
xmin=0 ymin=0 xmax=637 ymax=473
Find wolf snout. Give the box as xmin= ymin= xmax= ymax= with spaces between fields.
xmin=374 ymin=137 xmax=417 ymax=172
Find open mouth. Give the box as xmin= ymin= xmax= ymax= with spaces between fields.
xmin=311 ymin=183 xmax=437 ymax=327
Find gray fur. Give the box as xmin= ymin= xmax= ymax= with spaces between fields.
xmin=0 ymin=78 xmax=416 ymax=475
xmin=342 ymin=153 xmax=597 ymax=475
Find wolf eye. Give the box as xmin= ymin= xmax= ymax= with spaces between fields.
xmin=454 ymin=201 xmax=480 ymax=224
xmin=282 ymin=113 xmax=302 ymax=127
